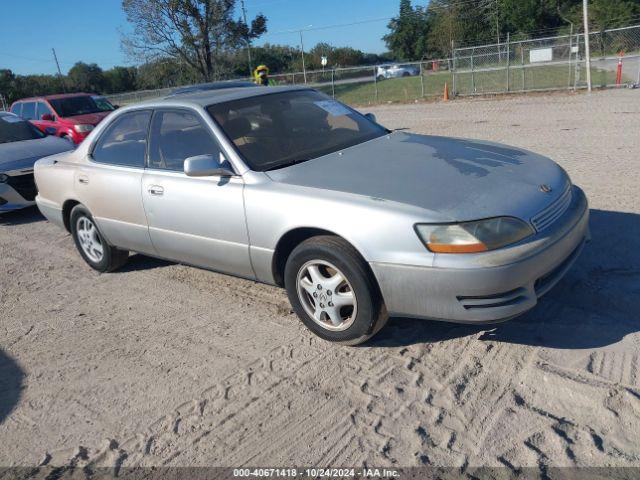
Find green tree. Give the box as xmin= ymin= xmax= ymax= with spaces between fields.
xmin=68 ymin=62 xmax=106 ymax=92
xmin=122 ymin=0 xmax=267 ymax=81
xmin=104 ymin=66 xmax=137 ymax=93
xmin=383 ymin=0 xmax=431 ymax=60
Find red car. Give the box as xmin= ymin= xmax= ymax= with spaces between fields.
xmin=10 ymin=93 xmax=115 ymax=145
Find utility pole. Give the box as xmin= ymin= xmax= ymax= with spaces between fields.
xmin=51 ymin=48 xmax=66 ymax=92
xmin=300 ymin=30 xmax=307 ymax=84
xmin=240 ymin=0 xmax=253 ymax=78
xmin=582 ymin=0 xmax=592 ymax=92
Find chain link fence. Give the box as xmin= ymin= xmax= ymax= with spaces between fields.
xmin=106 ymin=24 xmax=640 ymax=107
xmin=452 ymin=23 xmax=640 ymax=96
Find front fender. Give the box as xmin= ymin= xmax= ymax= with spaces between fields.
xmin=244 ymin=178 xmax=438 ymax=284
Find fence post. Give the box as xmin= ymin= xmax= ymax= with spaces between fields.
xmin=471 ymin=47 xmax=476 ymax=93
xmin=521 ymin=45 xmax=525 ymax=91
xmin=373 ymin=66 xmax=378 ymax=103
xmin=506 ymin=32 xmax=511 ymax=92
xmin=451 ymin=41 xmax=457 ymax=96
xmin=331 ymin=69 xmax=335 ymax=98
xmin=420 ymin=62 xmax=425 ymax=97
xmin=568 ymin=24 xmax=574 ymax=90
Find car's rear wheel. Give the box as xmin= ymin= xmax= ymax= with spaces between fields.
xmin=70 ymin=205 xmax=129 ymax=272
xmin=284 ymin=236 xmax=388 ymax=345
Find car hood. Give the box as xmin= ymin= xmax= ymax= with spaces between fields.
xmin=0 ymin=136 xmax=73 ymax=173
xmin=64 ymin=111 xmax=111 ymax=125
xmin=265 ymin=132 xmax=569 ymax=222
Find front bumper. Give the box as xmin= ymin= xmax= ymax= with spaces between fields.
xmin=370 ymin=186 xmax=590 ymax=323
xmin=0 ymin=181 xmax=36 ymax=213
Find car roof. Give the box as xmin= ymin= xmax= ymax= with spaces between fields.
xmin=147 ymin=85 xmax=313 ymax=108
xmin=168 ymin=81 xmax=256 ymax=96
xmin=14 ymin=93 xmax=94 ymax=102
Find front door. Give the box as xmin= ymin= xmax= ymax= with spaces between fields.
xmin=141 ymin=108 xmax=253 ymax=278
xmin=76 ymin=109 xmax=155 ymax=254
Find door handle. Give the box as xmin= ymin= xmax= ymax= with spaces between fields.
xmin=148 ymin=185 xmax=164 ymax=196
xmin=78 ymin=175 xmax=89 ymax=185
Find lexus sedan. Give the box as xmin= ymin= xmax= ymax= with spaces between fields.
xmin=0 ymin=112 xmax=73 ymax=213
xmin=34 ymin=86 xmax=589 ymax=344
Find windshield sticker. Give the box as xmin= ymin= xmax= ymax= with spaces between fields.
xmin=1 ymin=115 xmax=22 ymax=123
xmin=314 ymin=100 xmax=352 ymax=117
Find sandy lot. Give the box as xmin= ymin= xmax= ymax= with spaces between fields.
xmin=1 ymin=89 xmax=639 ymax=472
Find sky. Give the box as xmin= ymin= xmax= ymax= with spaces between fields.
xmin=0 ymin=0 xmax=405 ymax=76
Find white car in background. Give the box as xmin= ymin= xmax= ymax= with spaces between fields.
xmin=376 ymin=64 xmax=420 ymax=80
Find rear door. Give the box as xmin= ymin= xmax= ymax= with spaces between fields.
xmin=21 ymin=101 xmax=37 ymax=125
xmin=75 ymin=109 xmax=155 ymax=254
xmin=141 ymin=108 xmax=252 ymax=278
xmin=36 ymin=102 xmax=57 ymax=135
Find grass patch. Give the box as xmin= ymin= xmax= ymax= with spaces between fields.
xmin=317 ymin=64 xmax=633 ymax=106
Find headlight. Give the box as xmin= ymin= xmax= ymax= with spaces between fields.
xmin=74 ymin=124 xmax=94 ymax=133
xmin=415 ymin=217 xmax=534 ymax=253
xmin=0 ymin=173 xmax=8 ymax=183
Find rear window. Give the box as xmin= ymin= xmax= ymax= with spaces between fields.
xmin=10 ymin=103 xmax=22 ymax=116
xmin=0 ymin=114 xmax=46 ymax=143
xmin=21 ymin=102 xmax=36 ymax=120
xmin=91 ymin=110 xmax=151 ymax=167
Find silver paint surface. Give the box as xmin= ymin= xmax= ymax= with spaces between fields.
xmin=33 ymin=87 xmax=589 ymax=322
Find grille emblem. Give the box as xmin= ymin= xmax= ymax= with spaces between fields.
xmin=539 ymin=184 xmax=552 ymax=193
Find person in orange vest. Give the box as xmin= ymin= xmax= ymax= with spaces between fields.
xmin=253 ymin=65 xmax=275 ymax=86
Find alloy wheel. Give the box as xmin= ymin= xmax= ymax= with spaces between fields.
xmin=76 ymin=216 xmax=104 ymax=263
xmin=296 ymin=259 xmax=357 ymax=331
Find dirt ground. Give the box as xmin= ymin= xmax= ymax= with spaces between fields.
xmin=1 ymin=89 xmax=639 ymax=472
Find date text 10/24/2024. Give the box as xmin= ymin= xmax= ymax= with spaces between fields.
xmin=233 ymin=468 xmax=400 ymax=478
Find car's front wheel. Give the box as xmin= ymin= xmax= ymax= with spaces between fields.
xmin=70 ymin=204 xmax=129 ymax=272
xmin=284 ymin=236 xmax=388 ymax=345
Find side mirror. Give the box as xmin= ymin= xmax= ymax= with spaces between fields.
xmin=41 ymin=113 xmax=54 ymax=121
xmin=364 ymin=112 xmax=377 ymax=123
xmin=184 ymin=153 xmax=234 ymax=177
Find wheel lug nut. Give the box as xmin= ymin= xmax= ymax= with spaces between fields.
xmin=320 ymin=303 xmax=325 ymax=308
xmin=313 ymin=292 xmax=318 ymax=298
xmin=317 ymin=285 xmax=322 ymax=290
xmin=327 ymin=290 xmax=332 ymax=295
xmin=328 ymin=302 xmax=334 ymax=307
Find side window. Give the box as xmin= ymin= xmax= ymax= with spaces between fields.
xmin=92 ymin=110 xmax=151 ymax=168
xmin=10 ymin=103 xmax=22 ymax=116
xmin=21 ymin=102 xmax=36 ymax=120
xmin=148 ymin=110 xmax=220 ymax=171
xmin=36 ymin=102 xmax=53 ymax=120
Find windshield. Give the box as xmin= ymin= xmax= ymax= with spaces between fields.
xmin=0 ymin=114 xmax=46 ymax=144
xmin=49 ymin=96 xmax=108 ymax=117
xmin=92 ymin=96 xmax=116 ymax=111
xmin=207 ymin=90 xmax=387 ymax=171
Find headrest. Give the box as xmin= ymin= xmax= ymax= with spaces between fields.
xmin=224 ymin=117 xmax=252 ymax=139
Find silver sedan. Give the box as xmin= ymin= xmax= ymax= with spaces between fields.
xmin=0 ymin=112 xmax=72 ymax=213
xmin=34 ymin=86 xmax=589 ymax=344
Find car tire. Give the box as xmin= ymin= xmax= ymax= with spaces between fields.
xmin=284 ymin=235 xmax=388 ymax=345
xmin=70 ymin=204 xmax=129 ymax=273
